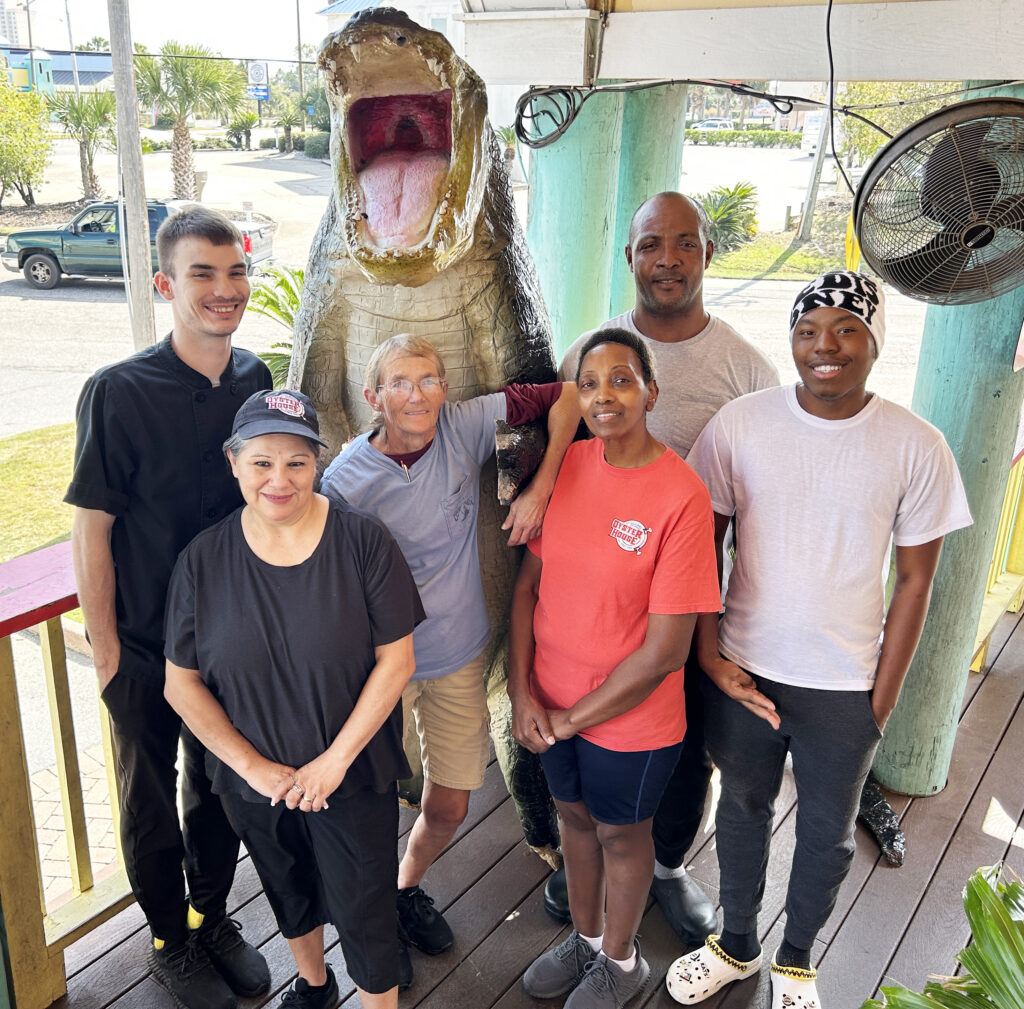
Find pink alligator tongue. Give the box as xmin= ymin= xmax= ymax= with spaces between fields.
xmin=358 ymin=150 xmax=449 ymax=248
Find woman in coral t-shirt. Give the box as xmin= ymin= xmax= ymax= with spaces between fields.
xmin=507 ymin=328 xmax=721 ymax=1009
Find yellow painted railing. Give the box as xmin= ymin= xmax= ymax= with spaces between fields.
xmin=0 ymin=542 xmax=133 ymax=1009
xmin=972 ymin=452 xmax=1024 ymax=670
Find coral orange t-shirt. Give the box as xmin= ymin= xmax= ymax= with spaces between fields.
xmin=527 ymin=438 xmax=721 ymax=752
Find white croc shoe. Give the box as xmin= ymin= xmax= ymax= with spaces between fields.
xmin=665 ymin=934 xmax=762 ymax=1004
xmin=770 ymin=956 xmax=820 ymax=1009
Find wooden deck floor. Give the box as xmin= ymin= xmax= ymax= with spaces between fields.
xmin=54 ymin=610 xmax=1024 ymax=1009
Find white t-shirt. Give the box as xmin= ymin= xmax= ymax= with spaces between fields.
xmin=559 ymin=311 xmax=779 ymax=457
xmin=688 ymin=385 xmax=973 ymax=690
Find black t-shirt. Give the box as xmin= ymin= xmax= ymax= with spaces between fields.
xmin=164 ymin=499 xmax=425 ymax=802
xmin=64 ymin=337 xmax=272 ymax=684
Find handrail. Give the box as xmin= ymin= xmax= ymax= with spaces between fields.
xmin=973 ymin=452 xmax=1024 ymax=670
xmin=0 ymin=541 xmax=133 ymax=1009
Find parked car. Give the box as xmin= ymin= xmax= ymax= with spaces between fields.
xmin=2 ymin=199 xmax=275 ymax=290
xmin=692 ymin=118 xmax=735 ymax=131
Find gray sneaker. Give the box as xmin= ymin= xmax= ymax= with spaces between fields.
xmin=564 ymin=944 xmax=651 ymax=1009
xmin=523 ymin=930 xmax=596 ymax=998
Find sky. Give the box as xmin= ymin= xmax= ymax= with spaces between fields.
xmin=21 ymin=0 xmax=332 ymax=65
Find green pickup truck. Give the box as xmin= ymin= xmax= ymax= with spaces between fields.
xmin=2 ymin=199 xmax=275 ymax=290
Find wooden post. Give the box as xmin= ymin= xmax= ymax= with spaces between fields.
xmin=873 ymin=82 xmax=1024 ymax=795
xmin=608 ymin=83 xmax=688 ymax=318
xmin=526 ymin=89 xmax=625 ymax=358
xmin=108 ymin=0 xmax=156 ymax=350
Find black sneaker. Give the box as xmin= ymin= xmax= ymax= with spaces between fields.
xmin=397 ymin=885 xmax=454 ymax=955
xmin=196 ymin=914 xmax=271 ymax=997
xmin=148 ymin=934 xmax=237 ymax=1009
xmin=281 ymin=966 xmax=339 ymax=1009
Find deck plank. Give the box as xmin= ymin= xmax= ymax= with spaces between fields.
xmin=881 ymin=681 xmax=1024 ymax=992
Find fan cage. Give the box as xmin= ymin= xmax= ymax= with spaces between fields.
xmin=854 ymin=99 xmax=1024 ymax=306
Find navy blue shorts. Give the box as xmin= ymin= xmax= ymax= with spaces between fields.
xmin=539 ymin=735 xmax=683 ymax=825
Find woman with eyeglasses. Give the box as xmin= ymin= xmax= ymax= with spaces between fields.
xmin=320 ymin=333 xmax=579 ymax=988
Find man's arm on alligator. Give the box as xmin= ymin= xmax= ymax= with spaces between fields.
xmin=503 ymin=382 xmax=580 ymax=546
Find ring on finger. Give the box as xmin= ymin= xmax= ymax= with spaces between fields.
xmin=290 ymin=783 xmax=304 ymax=795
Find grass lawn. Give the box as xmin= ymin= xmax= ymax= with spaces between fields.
xmin=707 ymin=230 xmax=838 ymax=280
xmin=1 ymin=423 xmax=76 ymax=564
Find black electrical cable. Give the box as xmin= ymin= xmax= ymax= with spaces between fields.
xmin=825 ymin=0 xmax=857 ymax=196
xmin=513 ymin=65 xmax=1020 ymax=152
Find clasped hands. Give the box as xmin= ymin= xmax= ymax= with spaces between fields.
xmin=510 ymin=693 xmax=575 ymax=753
xmin=245 ymin=752 xmax=348 ymax=813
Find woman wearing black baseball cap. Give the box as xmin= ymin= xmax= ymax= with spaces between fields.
xmin=163 ymin=389 xmax=425 ymax=1009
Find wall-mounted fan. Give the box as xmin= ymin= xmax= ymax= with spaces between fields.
xmin=854 ymin=97 xmax=1024 ymax=305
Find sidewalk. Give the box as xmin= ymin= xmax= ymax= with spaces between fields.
xmin=31 ymin=741 xmax=120 ymax=911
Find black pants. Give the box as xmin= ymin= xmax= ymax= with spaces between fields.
xmin=650 ymin=653 xmax=713 ymax=868
xmin=103 ymin=673 xmax=240 ymax=943
xmin=704 ymin=672 xmax=881 ymax=948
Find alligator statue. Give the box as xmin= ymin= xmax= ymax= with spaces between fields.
xmin=290 ymin=7 xmax=560 ymax=862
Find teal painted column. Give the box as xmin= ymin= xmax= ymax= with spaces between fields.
xmin=609 ymin=84 xmax=688 ymax=318
xmin=526 ymin=89 xmax=625 ymax=359
xmin=873 ymin=81 xmax=1024 ymax=795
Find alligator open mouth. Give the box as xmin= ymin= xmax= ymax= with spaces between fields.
xmin=347 ymin=91 xmax=453 ymax=248
xmin=320 ymin=8 xmax=489 ymax=285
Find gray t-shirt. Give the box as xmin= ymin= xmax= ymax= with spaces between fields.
xmin=321 ymin=394 xmax=507 ymax=680
xmin=560 ymin=311 xmax=779 ymax=457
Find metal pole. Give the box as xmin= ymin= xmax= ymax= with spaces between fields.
xmin=107 ymin=0 xmax=156 ymax=350
xmin=296 ymin=0 xmax=305 ymax=131
xmin=797 ymin=111 xmax=830 ymax=241
xmin=20 ymin=0 xmax=35 ymax=91
xmin=63 ymin=0 xmax=80 ymax=95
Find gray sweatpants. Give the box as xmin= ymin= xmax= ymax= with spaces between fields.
xmin=703 ymin=672 xmax=882 ymax=949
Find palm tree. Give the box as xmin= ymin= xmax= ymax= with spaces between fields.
xmin=76 ymin=36 xmax=109 ymax=52
xmin=273 ymin=98 xmax=303 ymax=153
xmin=134 ymin=42 xmax=246 ymax=198
xmin=49 ymin=91 xmax=115 ymax=201
xmin=227 ymin=110 xmax=259 ymax=150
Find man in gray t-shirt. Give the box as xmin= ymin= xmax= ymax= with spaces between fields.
xmin=549 ymin=191 xmax=778 ymax=944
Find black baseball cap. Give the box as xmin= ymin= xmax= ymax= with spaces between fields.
xmin=231 ymin=389 xmax=328 ymax=447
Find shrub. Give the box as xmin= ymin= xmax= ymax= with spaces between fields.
xmin=303 ymin=132 xmax=330 ymax=160
xmin=247 ymin=265 xmax=304 ymax=388
xmin=194 ymin=136 xmax=236 ymax=151
xmin=259 ymin=137 xmax=277 ymax=150
xmin=684 ymin=128 xmax=801 ymax=149
xmin=695 ymin=181 xmax=758 ymax=252
xmin=277 ymin=131 xmax=316 ymax=152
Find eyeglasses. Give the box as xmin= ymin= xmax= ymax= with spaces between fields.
xmin=377 ymin=376 xmax=446 ymax=396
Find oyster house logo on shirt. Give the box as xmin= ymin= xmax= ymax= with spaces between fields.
xmin=609 ymin=518 xmax=652 ymax=556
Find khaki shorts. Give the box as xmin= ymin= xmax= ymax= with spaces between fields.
xmin=402 ymin=651 xmax=489 ymax=792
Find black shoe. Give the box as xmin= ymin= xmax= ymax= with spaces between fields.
xmin=544 ymin=866 xmax=571 ymax=923
xmin=650 ymin=871 xmax=718 ymax=945
xmin=398 ymin=935 xmax=414 ymax=992
xmin=280 ymin=966 xmax=339 ymax=1009
xmin=149 ymin=934 xmax=237 ymax=1009
xmin=397 ymin=885 xmax=454 ymax=955
xmin=196 ymin=914 xmax=271 ymax=997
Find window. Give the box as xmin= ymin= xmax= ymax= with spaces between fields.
xmin=76 ymin=208 xmax=118 ymax=234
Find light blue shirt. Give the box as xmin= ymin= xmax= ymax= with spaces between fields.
xmin=321 ymin=394 xmax=506 ymax=679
